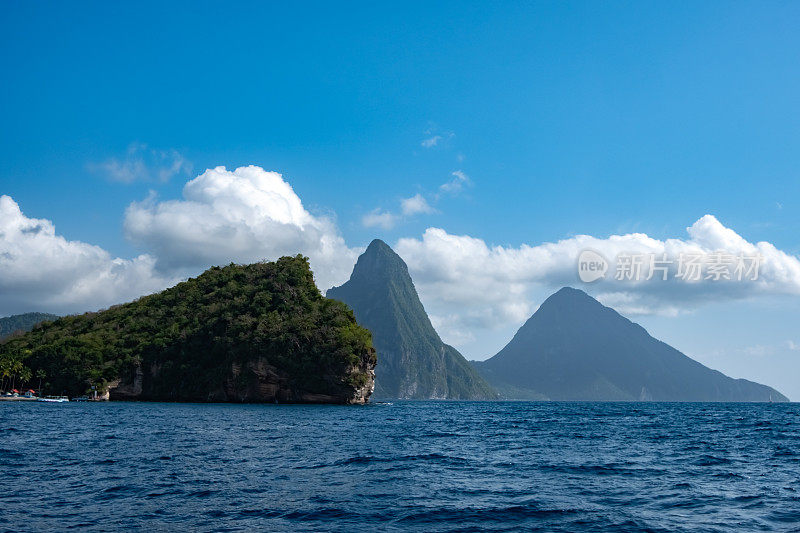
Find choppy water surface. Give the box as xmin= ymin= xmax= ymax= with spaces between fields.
xmin=1 ymin=401 xmax=799 ymax=532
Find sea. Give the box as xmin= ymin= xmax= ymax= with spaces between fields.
xmin=1 ymin=401 xmax=798 ymax=532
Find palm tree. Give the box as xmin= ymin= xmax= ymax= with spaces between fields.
xmin=0 ymin=359 xmax=10 ymax=391
xmin=19 ymin=367 xmax=32 ymax=388
xmin=10 ymin=360 xmax=23 ymax=391
xmin=36 ymin=369 xmax=46 ymax=394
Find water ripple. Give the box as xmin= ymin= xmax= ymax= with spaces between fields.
xmin=1 ymin=401 xmax=798 ymax=531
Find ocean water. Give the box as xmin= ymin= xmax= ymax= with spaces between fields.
xmin=1 ymin=401 xmax=798 ymax=532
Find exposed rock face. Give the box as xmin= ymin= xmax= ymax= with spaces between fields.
xmin=217 ymin=357 xmax=375 ymax=404
xmin=109 ymin=357 xmax=375 ymax=404
xmin=107 ymin=365 xmax=143 ymax=400
xmin=327 ymin=239 xmax=497 ymax=400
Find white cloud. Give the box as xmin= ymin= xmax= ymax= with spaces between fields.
xmin=364 ymin=169 xmax=469 ymax=228
xmin=395 ymin=215 xmax=800 ymax=341
xmin=362 ymin=193 xmax=436 ymax=230
xmin=362 ymin=208 xmax=398 ymax=230
xmin=439 ymin=170 xmax=471 ymax=195
xmin=90 ymin=143 xmax=192 ymax=183
xmin=9 ymin=158 xmax=800 ymax=364
xmin=428 ymin=313 xmax=477 ymax=346
xmin=1 ymin=166 xmax=359 ymax=316
xmin=0 ymin=195 xmax=173 ymax=316
xmin=401 ymin=194 xmax=435 ymax=216
xmin=124 ymin=165 xmax=360 ymax=291
xmin=420 ymin=135 xmax=442 ymax=148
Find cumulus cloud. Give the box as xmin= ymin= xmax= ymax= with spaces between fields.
xmin=362 ymin=169 xmax=469 ymax=229
xmin=8 ymin=159 xmax=800 ymax=361
xmin=90 ymin=143 xmax=192 ymax=183
xmin=1 ymin=166 xmax=358 ymax=316
xmin=361 ymin=193 xmax=437 ymax=229
xmin=395 ymin=215 xmax=800 ymax=338
xmin=0 ymin=196 xmax=174 ymax=316
xmin=362 ymin=208 xmax=398 ymax=230
xmin=401 ymin=194 xmax=435 ymax=216
xmin=124 ymin=165 xmax=359 ymax=290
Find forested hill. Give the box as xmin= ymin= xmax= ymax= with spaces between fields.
xmin=0 ymin=256 xmax=376 ymax=404
xmin=0 ymin=312 xmax=59 ymax=340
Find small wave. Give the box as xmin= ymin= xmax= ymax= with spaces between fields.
xmin=98 ymin=485 xmax=139 ymax=500
xmin=188 ymin=489 xmax=217 ymax=498
xmin=297 ymin=452 xmax=470 ymax=469
xmin=713 ymin=472 xmax=746 ymax=480
xmin=396 ymin=503 xmax=582 ymax=525
xmin=539 ymin=463 xmax=647 ymax=476
xmin=693 ymin=454 xmax=732 ymax=466
xmin=0 ymin=448 xmax=24 ymax=458
xmin=144 ymin=489 xmax=184 ymax=498
xmin=773 ymin=447 xmax=796 ymax=458
xmin=280 ymin=507 xmax=358 ymax=521
xmin=418 ymin=431 xmax=465 ymax=438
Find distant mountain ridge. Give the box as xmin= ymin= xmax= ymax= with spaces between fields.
xmin=327 ymin=239 xmax=497 ymax=399
xmin=0 ymin=312 xmax=59 ymax=340
xmin=474 ymin=287 xmax=788 ymax=402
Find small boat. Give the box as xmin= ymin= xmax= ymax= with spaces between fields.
xmin=37 ymin=396 xmax=70 ymax=403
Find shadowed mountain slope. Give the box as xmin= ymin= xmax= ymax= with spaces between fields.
xmin=474 ymin=287 xmax=788 ymax=402
xmin=328 ymin=240 xmax=497 ymax=399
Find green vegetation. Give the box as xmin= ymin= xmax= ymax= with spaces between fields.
xmin=0 ymin=312 xmax=59 ymax=340
xmin=0 ymin=313 xmax=58 ymax=392
xmin=0 ymin=256 xmax=376 ymax=402
xmin=0 ymin=353 xmax=32 ymax=392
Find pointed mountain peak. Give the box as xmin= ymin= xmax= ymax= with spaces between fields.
xmin=349 ymin=238 xmax=409 ymax=283
xmin=365 ymin=238 xmax=393 ymax=255
xmin=327 ymin=237 xmax=497 ymax=399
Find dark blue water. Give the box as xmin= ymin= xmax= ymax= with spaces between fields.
xmin=1 ymin=402 xmax=799 ymax=532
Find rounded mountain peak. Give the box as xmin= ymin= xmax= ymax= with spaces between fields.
xmin=540 ymin=287 xmax=599 ymax=309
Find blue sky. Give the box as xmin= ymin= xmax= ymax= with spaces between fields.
xmin=2 ymin=1 xmax=800 ymax=398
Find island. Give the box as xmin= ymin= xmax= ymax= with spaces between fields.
xmin=0 ymin=256 xmax=376 ymax=404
